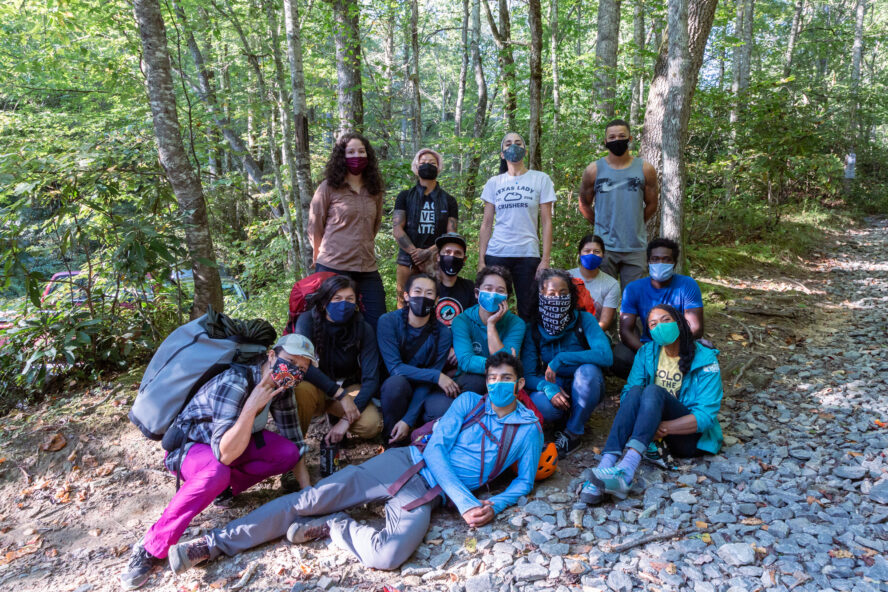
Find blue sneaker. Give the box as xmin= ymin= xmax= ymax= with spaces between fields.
xmin=579 ymin=480 xmax=604 ymax=505
xmin=590 ymin=466 xmax=633 ymax=500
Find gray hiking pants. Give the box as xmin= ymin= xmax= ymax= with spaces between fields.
xmin=206 ymin=447 xmax=434 ymax=570
xmin=601 ymin=249 xmax=647 ymax=291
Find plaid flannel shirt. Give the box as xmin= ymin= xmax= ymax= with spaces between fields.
xmin=164 ymin=364 xmax=307 ymax=472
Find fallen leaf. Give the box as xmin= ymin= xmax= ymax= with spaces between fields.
xmin=0 ymin=457 xmax=6 ymax=464
xmin=695 ymin=521 xmax=708 ymax=529
xmin=741 ymin=518 xmax=763 ymax=526
xmin=848 ymin=451 xmax=862 ymax=457
xmin=666 ymin=563 xmax=677 ymax=575
xmin=829 ymin=548 xmax=853 ymax=559
xmin=94 ymin=463 xmax=116 ymax=477
xmin=209 ymin=579 xmax=227 ymax=589
xmin=701 ymin=533 xmax=712 ymax=544
xmin=88 ymin=529 xmax=101 ymax=537
xmin=0 ymin=539 xmax=42 ymax=565
xmin=40 ymin=433 xmax=67 ymax=452
xmin=729 ymin=333 xmax=745 ymax=341
xmin=464 ymin=537 xmax=477 ymax=553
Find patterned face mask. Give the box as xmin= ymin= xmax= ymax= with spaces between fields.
xmin=538 ymin=294 xmax=572 ymax=335
xmin=270 ymin=356 xmax=305 ymax=389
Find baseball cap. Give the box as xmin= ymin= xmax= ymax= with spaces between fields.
xmin=435 ymin=232 xmax=467 ymax=252
xmin=275 ymin=333 xmax=318 ymax=363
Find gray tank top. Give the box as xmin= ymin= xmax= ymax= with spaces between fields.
xmin=593 ymin=157 xmax=647 ymax=252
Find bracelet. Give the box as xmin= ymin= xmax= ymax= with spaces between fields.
xmin=334 ymin=389 xmax=347 ymax=401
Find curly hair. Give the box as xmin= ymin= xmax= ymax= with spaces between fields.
xmin=474 ymin=265 xmax=514 ymax=297
xmin=648 ymin=303 xmax=696 ymax=374
xmin=530 ymin=268 xmax=578 ymax=322
xmin=647 ymin=237 xmax=680 ymax=262
xmin=322 ymin=132 xmax=384 ymax=196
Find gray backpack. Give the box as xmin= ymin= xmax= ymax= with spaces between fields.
xmin=129 ymin=309 xmax=275 ymax=440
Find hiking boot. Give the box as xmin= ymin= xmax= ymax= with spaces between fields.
xmin=590 ymin=466 xmax=633 ymax=500
xmin=119 ymin=540 xmax=162 ymax=590
xmin=286 ymin=513 xmax=347 ymax=544
xmin=553 ymin=430 xmax=582 ymax=458
xmin=168 ymin=535 xmax=211 ymax=575
xmin=280 ymin=471 xmax=301 ymax=493
xmin=213 ymin=486 xmax=234 ymax=508
xmin=578 ymin=480 xmax=604 ymax=505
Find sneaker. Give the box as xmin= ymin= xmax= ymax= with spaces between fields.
xmin=213 ymin=487 xmax=234 ymax=508
xmin=168 ymin=535 xmax=211 ymax=575
xmin=578 ymin=480 xmax=604 ymax=505
xmin=286 ymin=513 xmax=347 ymax=544
xmin=590 ymin=466 xmax=633 ymax=500
xmin=553 ymin=431 xmax=582 ymax=458
xmin=119 ymin=540 xmax=162 ymax=590
xmin=643 ymin=440 xmax=673 ymax=470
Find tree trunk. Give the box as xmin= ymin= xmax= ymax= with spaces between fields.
xmin=528 ymin=0 xmax=543 ymax=170
xmin=594 ymin=0 xmax=622 ymax=118
xmin=850 ymin=0 xmax=865 ymax=134
xmin=660 ymin=0 xmax=690 ymax=270
xmin=550 ymin=0 xmax=560 ymax=133
xmin=409 ymin=0 xmax=422 ymax=152
xmin=483 ymin=0 xmax=516 ymax=130
xmin=729 ymin=0 xmax=755 ymax=129
xmin=782 ymin=0 xmax=804 ymax=77
xmin=133 ymin=0 xmax=223 ymax=317
xmin=283 ymin=0 xmax=315 ymax=255
xmin=331 ymin=0 xmax=363 ymax=135
xmin=630 ymin=0 xmax=645 ymax=128
xmin=454 ymin=0 xmax=470 ymax=169
xmin=464 ymin=0 xmax=488 ymax=206
xmin=379 ymin=3 xmax=396 ymax=159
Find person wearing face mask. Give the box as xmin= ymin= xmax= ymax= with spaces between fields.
xmin=478 ymin=132 xmax=557 ymax=320
xmin=392 ymin=149 xmax=459 ymax=309
xmin=578 ymin=119 xmax=659 ymax=290
xmin=308 ymin=132 xmax=387 ymax=331
xmin=569 ymin=234 xmax=621 ymax=332
xmin=120 ymin=335 xmax=314 ymax=590
xmin=450 ymin=266 xmax=526 ymax=395
xmin=433 ymin=233 xmax=476 ymax=327
xmin=578 ymin=305 xmax=722 ymax=505
xmin=521 ymin=269 xmax=613 ymax=457
xmin=292 ymin=275 xmax=383 ymax=445
xmin=376 ymin=274 xmax=455 ymax=445
xmin=612 ymin=238 xmax=705 ymax=379
xmin=166 ymin=353 xmax=542 ymax=574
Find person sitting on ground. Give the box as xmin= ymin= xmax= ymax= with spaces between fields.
xmin=434 ymin=232 xmax=477 ymax=327
xmin=292 ymin=274 xmax=383 ymax=444
xmin=521 ymin=269 xmax=613 ymax=458
xmin=392 ymin=148 xmax=458 ymax=308
xmin=167 ymin=352 xmax=543 ymax=573
xmin=613 ymin=237 xmax=704 ymax=378
xmin=120 ymin=335 xmax=315 ymax=590
xmin=451 ymin=266 xmax=526 ymax=394
xmin=377 ymin=273 xmax=456 ymax=445
xmin=569 ymin=234 xmax=621 ymax=333
xmin=578 ymin=304 xmax=723 ymax=505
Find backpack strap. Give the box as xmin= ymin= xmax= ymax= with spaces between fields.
xmin=489 ymin=424 xmax=518 ymax=482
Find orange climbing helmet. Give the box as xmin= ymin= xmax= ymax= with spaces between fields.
xmin=535 ymin=442 xmax=558 ymax=480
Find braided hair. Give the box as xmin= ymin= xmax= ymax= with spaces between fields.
xmin=311 ymin=274 xmax=361 ymax=375
xmin=649 ymin=303 xmax=696 ymax=374
xmin=401 ymin=273 xmax=440 ymax=367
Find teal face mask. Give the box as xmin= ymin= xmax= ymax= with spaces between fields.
xmin=487 ymin=381 xmax=517 ymax=407
xmin=650 ymin=321 xmax=680 ymax=346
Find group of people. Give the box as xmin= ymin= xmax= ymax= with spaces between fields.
xmin=120 ymin=120 xmax=726 ymax=590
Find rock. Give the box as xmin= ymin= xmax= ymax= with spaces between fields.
xmin=73 ymin=586 xmax=93 ymax=592
xmin=865 ymin=555 xmax=888 ymax=582
xmin=524 ymin=500 xmax=555 ymax=517
xmin=718 ymin=543 xmax=755 ymax=566
xmin=317 ymin=576 xmax=334 ymax=591
xmin=869 ymin=481 xmax=888 ymax=505
xmin=834 ymin=465 xmax=867 ymax=480
xmin=671 ymin=489 xmax=697 ymax=504
xmin=429 ymin=550 xmax=452 ymax=569
xmin=513 ymin=562 xmax=548 ymax=582
xmin=738 ymin=503 xmax=758 ymax=516
xmin=788 ymin=448 xmax=812 ymax=461
xmin=464 ymin=573 xmax=495 ymax=592
xmin=607 ymin=569 xmax=633 ymax=591
xmin=539 ymin=541 xmax=570 ymax=556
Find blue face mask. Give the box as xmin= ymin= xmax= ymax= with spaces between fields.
xmin=649 ymin=263 xmax=675 ymax=282
xmin=478 ymin=290 xmax=508 ymax=313
xmin=502 ymin=144 xmax=526 ymax=163
xmin=650 ymin=320 xmax=680 ymax=346
xmin=326 ymin=300 xmax=356 ymax=324
xmin=580 ymin=253 xmax=603 ymax=271
xmin=487 ymin=381 xmax=517 ymax=407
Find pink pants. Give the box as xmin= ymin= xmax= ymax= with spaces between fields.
xmin=144 ymin=430 xmax=300 ymax=558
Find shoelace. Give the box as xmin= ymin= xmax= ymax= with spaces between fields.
xmin=554 ymin=432 xmax=570 ymax=450
xmin=594 ymin=466 xmax=626 ymax=478
xmin=582 ymin=480 xmax=600 ymax=492
xmin=129 ymin=546 xmax=153 ymax=569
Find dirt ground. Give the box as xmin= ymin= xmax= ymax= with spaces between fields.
xmin=0 ymin=224 xmax=858 ymax=592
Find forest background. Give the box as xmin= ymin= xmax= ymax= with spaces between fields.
xmin=0 ymin=0 xmax=886 ymax=407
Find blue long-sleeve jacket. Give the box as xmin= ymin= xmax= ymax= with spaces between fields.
xmin=623 ymin=341 xmax=724 ymax=454
xmin=410 ymin=391 xmax=543 ymax=515
xmin=521 ymin=311 xmax=613 ymax=399
xmin=451 ymin=305 xmax=526 ymax=376
xmin=377 ymin=309 xmax=452 ymax=426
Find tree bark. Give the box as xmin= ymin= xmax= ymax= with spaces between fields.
xmin=550 ymin=0 xmax=560 ymax=133
xmin=454 ymin=0 xmax=470 ymax=172
xmin=594 ymin=0 xmax=622 ymax=118
xmin=630 ymin=0 xmax=645 ymax=128
xmin=782 ymin=0 xmax=804 ymax=77
xmin=409 ymin=0 xmax=422 ymax=152
xmin=483 ymin=0 xmax=516 ymax=130
xmin=528 ymin=0 xmax=543 ymax=170
xmin=133 ymin=0 xmax=223 ymax=317
xmin=660 ymin=0 xmax=690 ymax=270
xmin=379 ymin=3 xmax=396 ymax=159
xmin=850 ymin=0 xmax=865 ymax=134
xmin=729 ymin=0 xmax=755 ymax=129
xmin=464 ymin=0 xmax=488 ymax=206
xmin=331 ymin=0 xmax=363 ymax=135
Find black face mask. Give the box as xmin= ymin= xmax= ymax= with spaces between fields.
xmin=408 ymin=296 xmax=435 ymax=317
xmin=605 ymin=139 xmax=630 ymax=157
xmin=438 ymin=255 xmax=465 ymax=277
xmin=417 ymin=163 xmax=438 ymax=180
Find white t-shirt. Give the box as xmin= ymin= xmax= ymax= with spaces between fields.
xmin=481 ymin=170 xmax=557 ymax=258
xmin=569 ymin=267 xmax=620 ymax=318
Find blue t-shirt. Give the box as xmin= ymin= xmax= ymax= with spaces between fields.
xmin=621 ymin=274 xmax=703 ymax=342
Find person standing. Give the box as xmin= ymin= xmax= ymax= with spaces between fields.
xmin=309 ymin=132 xmax=387 ymax=330
xmin=392 ymin=149 xmax=459 ymax=309
xmin=578 ymin=119 xmax=659 ymax=289
xmin=478 ymin=132 xmax=556 ymax=320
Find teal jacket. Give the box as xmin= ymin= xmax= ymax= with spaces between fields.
xmin=451 ymin=304 xmax=526 ymax=376
xmin=623 ymin=341 xmax=724 ymax=454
